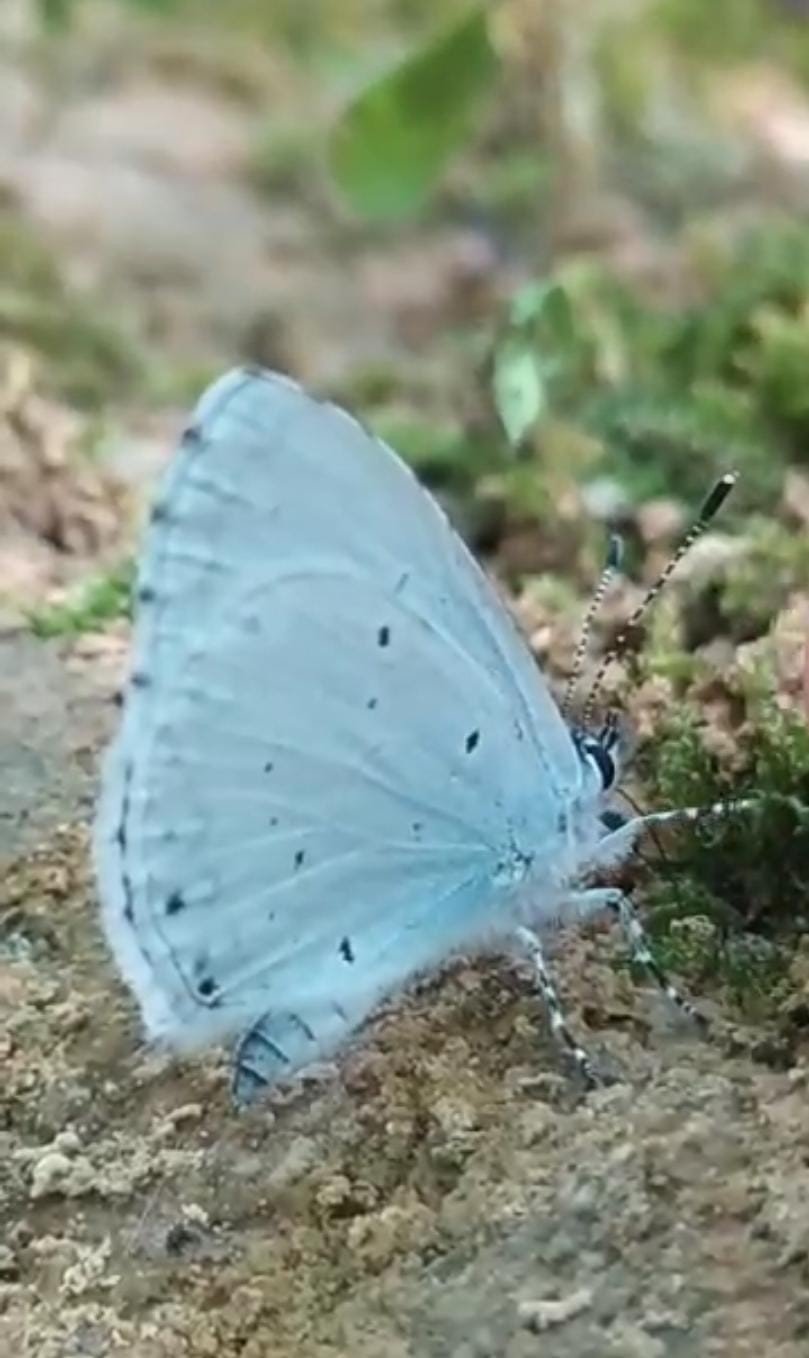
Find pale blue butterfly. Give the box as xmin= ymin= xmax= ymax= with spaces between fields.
xmin=94 ymin=367 xmax=734 ymax=1104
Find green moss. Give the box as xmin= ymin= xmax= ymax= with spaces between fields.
xmin=634 ymin=701 xmax=809 ymax=1012
xmin=639 ymin=594 xmax=706 ymax=689
xmin=28 ymin=561 xmax=134 ymax=638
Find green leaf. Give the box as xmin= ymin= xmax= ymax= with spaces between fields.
xmin=508 ymin=281 xmax=559 ymax=329
xmin=329 ymin=5 xmax=497 ymax=221
xmin=493 ymin=336 xmax=546 ymax=447
xmin=509 ymin=278 xmax=577 ymax=339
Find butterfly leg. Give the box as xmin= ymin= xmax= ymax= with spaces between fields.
xmin=514 ymin=926 xmax=598 ymax=1086
xmin=565 ymin=887 xmax=707 ymax=1029
xmin=584 ymin=799 xmax=754 ymax=876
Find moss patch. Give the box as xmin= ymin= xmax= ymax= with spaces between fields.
xmin=634 ymin=701 xmax=809 ymax=1014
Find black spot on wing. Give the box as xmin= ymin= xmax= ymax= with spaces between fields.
xmin=264 ymin=761 xmax=274 ymax=773
xmin=165 ymin=891 xmax=185 ymax=916
xmin=197 ymin=976 xmax=219 ymax=998
xmin=377 ymin=625 xmax=390 ymax=647
xmin=294 ymin=849 xmax=305 ymax=870
xmin=465 ymin=729 xmax=480 ymax=754
xmin=120 ymin=761 xmax=135 ymax=926
xmin=367 ymin=697 xmax=378 ymax=710
xmin=339 ymin=936 xmax=355 ymax=963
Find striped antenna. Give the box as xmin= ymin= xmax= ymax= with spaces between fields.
xmin=561 ymin=534 xmax=623 ymax=720
xmin=581 ymin=472 xmax=737 ymax=729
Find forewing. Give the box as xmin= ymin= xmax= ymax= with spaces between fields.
xmin=95 ymin=368 xmax=578 ymax=1054
xmin=127 ymin=369 xmax=578 ymax=787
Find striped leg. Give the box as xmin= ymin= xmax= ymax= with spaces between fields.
xmin=585 ymin=798 xmax=755 ymax=876
xmin=568 ymin=887 xmax=707 ymax=1029
xmin=514 ymin=926 xmax=598 ymax=1087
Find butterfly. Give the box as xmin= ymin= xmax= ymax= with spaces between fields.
xmin=94 ymin=367 xmax=734 ymax=1105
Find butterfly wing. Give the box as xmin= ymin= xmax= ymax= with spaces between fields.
xmin=95 ymin=368 xmax=581 ymax=1067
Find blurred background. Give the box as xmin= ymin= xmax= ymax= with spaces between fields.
xmin=0 ymin=0 xmax=808 ymax=611
xmin=6 ymin=0 xmax=809 ymax=639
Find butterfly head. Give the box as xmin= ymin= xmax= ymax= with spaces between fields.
xmin=570 ymin=711 xmax=628 ymax=802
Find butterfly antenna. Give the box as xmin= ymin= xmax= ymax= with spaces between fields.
xmin=561 ymin=534 xmax=623 ymax=720
xmin=581 ymin=472 xmax=737 ymax=729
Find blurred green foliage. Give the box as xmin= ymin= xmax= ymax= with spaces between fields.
xmin=27 ymin=561 xmax=134 ymax=638
xmin=329 ymin=6 xmax=495 ymax=220
xmin=719 ymin=518 xmax=809 ymax=637
xmin=492 ymin=220 xmax=809 ymax=508
xmin=0 ymin=215 xmax=147 ymax=407
xmin=321 ymin=0 xmax=809 ymax=230
xmin=37 ymin=0 xmax=177 ymax=28
xmin=653 ymin=0 xmax=809 ymax=71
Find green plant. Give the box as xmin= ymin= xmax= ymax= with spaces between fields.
xmin=329 ymin=5 xmax=496 ymax=220
xmin=28 ymin=562 xmax=134 ymax=638
xmin=490 ymin=221 xmax=809 ymax=507
xmin=633 ymin=702 xmax=809 ymax=1010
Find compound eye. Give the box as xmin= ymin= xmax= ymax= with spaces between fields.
xmin=586 ymin=739 xmax=616 ymax=790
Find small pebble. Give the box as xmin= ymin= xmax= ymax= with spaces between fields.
xmin=53 ymin=1129 xmax=81 ymax=1155
xmin=30 ymin=1151 xmax=72 ymax=1199
xmin=518 ymin=1286 xmax=593 ymax=1331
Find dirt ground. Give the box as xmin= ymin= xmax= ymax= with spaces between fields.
xmin=3 ymin=641 xmax=809 ymax=1358
xmin=3 ymin=7 xmax=809 ymax=1356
